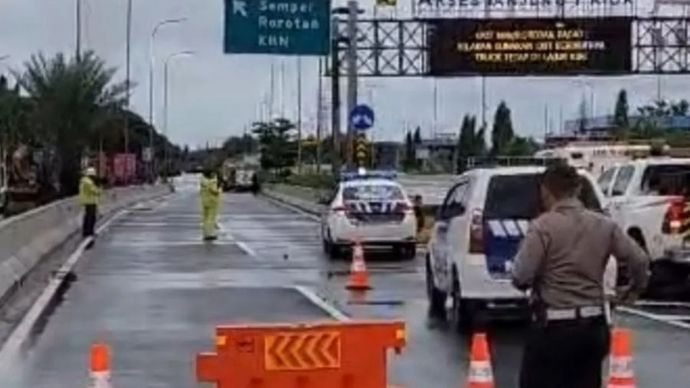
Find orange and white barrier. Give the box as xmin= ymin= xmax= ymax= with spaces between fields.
xmin=197 ymin=320 xmax=405 ymax=388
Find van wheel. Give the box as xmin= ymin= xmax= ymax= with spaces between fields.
xmin=451 ymin=269 xmax=477 ymax=331
xmin=426 ymin=256 xmax=446 ymax=318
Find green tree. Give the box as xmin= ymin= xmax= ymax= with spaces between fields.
xmin=504 ymin=136 xmax=539 ymax=156
xmin=16 ymin=51 xmax=129 ymax=195
xmin=252 ymin=118 xmax=297 ymax=170
xmin=456 ymin=115 xmax=475 ymax=172
xmin=491 ymin=101 xmax=514 ymax=156
xmin=403 ymin=130 xmax=415 ymax=171
xmin=613 ymin=89 xmax=629 ymax=135
xmin=413 ymin=127 xmax=422 ymax=144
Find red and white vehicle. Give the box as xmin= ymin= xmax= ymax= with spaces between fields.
xmin=597 ymin=158 xmax=690 ymax=290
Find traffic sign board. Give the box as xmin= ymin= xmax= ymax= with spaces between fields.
xmin=349 ymin=104 xmax=375 ymax=131
xmin=224 ymin=0 xmax=331 ymax=55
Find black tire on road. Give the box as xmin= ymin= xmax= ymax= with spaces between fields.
xmin=426 ymin=256 xmax=447 ymax=318
xmin=450 ymin=269 xmax=478 ymax=332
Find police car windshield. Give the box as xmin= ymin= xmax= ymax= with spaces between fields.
xmin=484 ymin=174 xmax=602 ymax=219
xmin=343 ymin=184 xmax=404 ymax=201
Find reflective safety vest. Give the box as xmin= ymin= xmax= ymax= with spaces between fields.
xmin=200 ymin=176 xmax=220 ymax=206
xmin=79 ymin=176 xmax=100 ymax=206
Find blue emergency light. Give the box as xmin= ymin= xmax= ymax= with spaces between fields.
xmin=339 ymin=168 xmax=398 ymax=182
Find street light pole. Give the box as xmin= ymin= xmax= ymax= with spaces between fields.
xmin=296 ymin=57 xmax=303 ymax=173
xmin=76 ymin=0 xmax=82 ymax=60
xmin=163 ymin=51 xmax=194 ymax=179
xmin=148 ymin=18 xmax=186 ymax=180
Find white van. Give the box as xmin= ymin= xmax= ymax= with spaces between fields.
xmin=425 ymin=166 xmax=614 ymax=328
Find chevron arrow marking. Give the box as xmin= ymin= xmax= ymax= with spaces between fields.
xmin=264 ymin=331 xmax=340 ymax=371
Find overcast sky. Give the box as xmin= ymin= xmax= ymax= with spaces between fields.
xmin=1 ymin=0 xmax=688 ymax=148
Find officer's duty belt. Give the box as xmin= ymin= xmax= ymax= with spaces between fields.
xmin=544 ymin=305 xmax=604 ymax=321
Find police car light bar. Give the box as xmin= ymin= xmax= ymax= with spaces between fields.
xmin=340 ymin=169 xmax=398 ymax=182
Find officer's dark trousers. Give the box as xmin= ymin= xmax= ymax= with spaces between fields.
xmin=519 ymin=316 xmax=610 ymax=388
xmin=82 ymin=204 xmax=97 ymax=237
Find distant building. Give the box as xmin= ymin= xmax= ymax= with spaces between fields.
xmin=548 ymin=114 xmax=690 ymax=146
xmin=372 ymin=141 xmax=401 ymax=169
xmin=414 ymin=133 xmax=458 ymax=172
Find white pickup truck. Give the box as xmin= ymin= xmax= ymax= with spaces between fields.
xmin=597 ymin=158 xmax=690 ymax=293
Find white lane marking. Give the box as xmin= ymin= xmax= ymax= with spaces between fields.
xmin=0 ymin=210 xmax=128 ymax=361
xmin=235 ymin=241 xmax=258 ymax=258
xmin=647 ymin=314 xmax=690 ymax=321
xmin=617 ymin=306 xmax=690 ymax=330
xmin=636 ymin=300 xmax=690 ymax=308
xmin=108 ymin=240 xmax=238 ymax=247
xmin=295 ymin=286 xmax=350 ymax=321
xmin=488 ymin=220 xmax=506 ymax=237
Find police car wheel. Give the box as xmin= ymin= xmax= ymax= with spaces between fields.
xmin=426 ymin=256 xmax=446 ymax=317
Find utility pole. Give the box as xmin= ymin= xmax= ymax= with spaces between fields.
xmin=316 ymin=57 xmax=324 ymax=173
xmin=296 ymin=57 xmax=303 ymax=173
xmin=269 ymin=61 xmax=275 ymax=119
xmin=75 ymin=0 xmax=82 ymax=60
xmin=330 ymin=17 xmax=341 ymax=173
xmin=432 ymin=80 xmax=438 ymax=138
xmin=345 ymin=0 xmax=359 ymax=169
xmin=124 ymin=0 xmax=132 ymax=160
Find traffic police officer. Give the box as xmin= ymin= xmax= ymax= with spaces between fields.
xmin=512 ymin=163 xmax=649 ymax=388
xmin=79 ymin=167 xmax=101 ymax=240
xmin=200 ymin=169 xmax=221 ymax=241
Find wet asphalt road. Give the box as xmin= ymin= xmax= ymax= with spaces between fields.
xmin=2 ymin=176 xmax=690 ymax=387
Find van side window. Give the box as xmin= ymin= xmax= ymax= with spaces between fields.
xmin=439 ymin=181 xmax=469 ymax=219
xmin=611 ymin=166 xmax=634 ymax=196
xmin=597 ymin=167 xmax=616 ymax=196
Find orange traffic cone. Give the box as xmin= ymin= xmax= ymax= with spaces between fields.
xmin=607 ymin=328 xmax=636 ymax=388
xmin=89 ymin=342 xmax=112 ymax=388
xmin=346 ymin=240 xmax=371 ymax=290
xmin=466 ymin=333 xmax=494 ymax=388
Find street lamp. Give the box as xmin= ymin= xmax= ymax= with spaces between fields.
xmin=148 ymin=17 xmax=186 ymax=180
xmin=163 ymin=50 xmax=194 ymax=179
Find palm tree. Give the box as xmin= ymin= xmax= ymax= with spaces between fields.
xmin=15 ymin=51 xmax=129 ymax=195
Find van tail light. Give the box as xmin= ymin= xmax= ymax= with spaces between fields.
xmin=662 ymin=197 xmax=686 ymax=234
xmin=469 ymin=209 xmax=484 ymax=254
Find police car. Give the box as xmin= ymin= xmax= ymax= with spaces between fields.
xmin=320 ymin=170 xmax=417 ymax=259
xmin=425 ymin=166 xmax=616 ymax=327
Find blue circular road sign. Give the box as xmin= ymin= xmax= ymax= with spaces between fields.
xmin=349 ymin=104 xmax=375 ymax=131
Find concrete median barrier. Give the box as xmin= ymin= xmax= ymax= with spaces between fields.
xmin=262 ymin=184 xmax=328 ymax=216
xmin=0 ymin=185 xmax=169 ymax=304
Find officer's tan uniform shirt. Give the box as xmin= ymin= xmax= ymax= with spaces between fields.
xmin=512 ymin=198 xmax=649 ymax=309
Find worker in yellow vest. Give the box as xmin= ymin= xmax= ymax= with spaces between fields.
xmin=79 ymin=167 xmax=101 ymax=242
xmin=200 ymin=169 xmax=221 ymax=241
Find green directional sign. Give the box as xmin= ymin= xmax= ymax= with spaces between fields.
xmin=224 ymin=0 xmax=332 ymax=55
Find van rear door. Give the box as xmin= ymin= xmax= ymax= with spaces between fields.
xmin=482 ymin=173 xmax=603 ymax=279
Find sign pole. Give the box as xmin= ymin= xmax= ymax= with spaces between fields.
xmin=331 ymin=17 xmax=342 ymax=174
xmin=346 ymin=0 xmax=359 ymax=169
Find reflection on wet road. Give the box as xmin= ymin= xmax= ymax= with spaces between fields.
xmin=1 ymin=180 xmax=690 ymax=387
